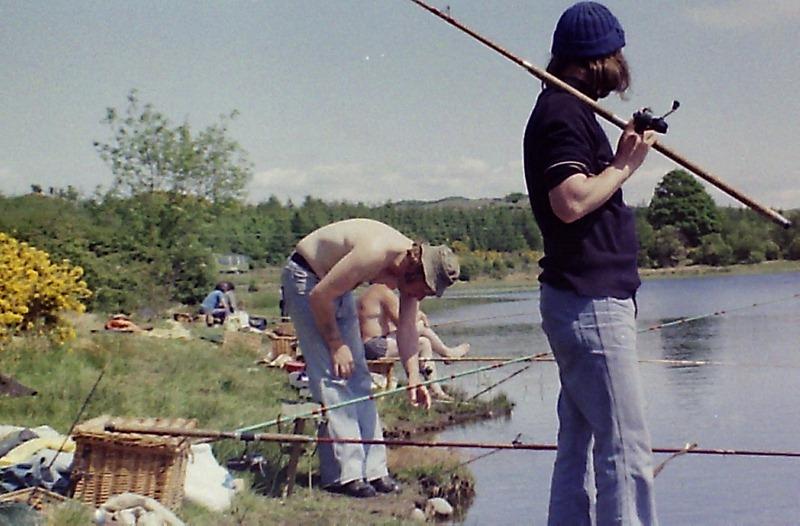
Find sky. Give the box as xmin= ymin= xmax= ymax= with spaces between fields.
xmin=2 ymin=1 xmax=799 ymax=211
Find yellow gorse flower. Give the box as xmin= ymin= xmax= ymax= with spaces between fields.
xmin=0 ymin=232 xmax=92 ymax=344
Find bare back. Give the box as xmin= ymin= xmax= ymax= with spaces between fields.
xmin=295 ymin=218 xmax=413 ymax=285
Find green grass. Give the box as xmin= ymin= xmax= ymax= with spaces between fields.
xmin=2 ymin=320 xmax=508 ymax=525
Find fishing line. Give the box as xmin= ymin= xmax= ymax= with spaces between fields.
xmin=26 ymin=365 xmax=106 ymax=507
xmin=641 ymin=291 xmax=800 ymax=332
xmin=235 ymin=293 xmax=800 ymax=432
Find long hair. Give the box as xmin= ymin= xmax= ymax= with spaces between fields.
xmin=545 ymin=49 xmax=630 ymax=99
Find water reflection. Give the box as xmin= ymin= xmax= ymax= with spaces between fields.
xmin=658 ymin=317 xmax=718 ymax=370
xmin=433 ymin=272 xmax=800 ymax=525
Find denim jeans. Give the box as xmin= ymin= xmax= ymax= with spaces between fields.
xmin=281 ymin=258 xmax=388 ymax=487
xmin=540 ymin=283 xmax=657 ymax=526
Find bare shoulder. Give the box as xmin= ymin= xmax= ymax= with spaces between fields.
xmin=361 ymin=283 xmax=396 ymax=303
xmin=374 ymin=283 xmax=397 ymax=302
xmin=297 ymin=219 xmax=412 ymax=278
xmin=343 ymin=219 xmax=412 ymax=249
xmin=301 ymin=219 xmax=410 ymax=251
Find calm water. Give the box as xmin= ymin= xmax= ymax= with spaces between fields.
xmin=430 ymin=272 xmax=800 ymax=525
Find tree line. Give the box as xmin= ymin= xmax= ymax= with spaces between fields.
xmin=2 ymin=91 xmax=798 ymax=314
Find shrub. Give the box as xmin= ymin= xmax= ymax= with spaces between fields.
xmin=647 ymin=226 xmax=688 ymax=268
xmin=0 ymin=232 xmax=91 ymax=343
xmin=691 ymin=233 xmax=733 ymax=266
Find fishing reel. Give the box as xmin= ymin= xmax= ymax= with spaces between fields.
xmin=633 ymin=100 xmax=680 ymax=134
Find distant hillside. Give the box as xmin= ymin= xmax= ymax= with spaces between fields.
xmin=393 ymin=193 xmax=529 ymax=210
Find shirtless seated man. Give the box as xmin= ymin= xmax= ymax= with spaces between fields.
xmin=281 ymin=218 xmax=460 ymax=498
xmin=358 ymin=283 xmax=470 ymax=399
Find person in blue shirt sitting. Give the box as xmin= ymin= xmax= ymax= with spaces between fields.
xmin=200 ymin=281 xmax=236 ymax=326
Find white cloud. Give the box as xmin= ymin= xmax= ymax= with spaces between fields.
xmin=685 ymin=1 xmax=800 ymax=30
xmin=247 ymin=157 xmax=526 ymax=205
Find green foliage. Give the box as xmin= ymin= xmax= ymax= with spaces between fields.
xmin=634 ymin=211 xmax=655 ymax=267
xmin=504 ymin=192 xmax=527 ymax=204
xmin=718 ymin=207 xmax=776 ymax=265
xmin=95 ymin=193 xmax=216 ymax=309
xmin=647 ymin=170 xmax=720 ymax=246
xmin=94 ymin=90 xmax=252 ymax=202
xmin=6 ymin=93 xmax=800 ymax=315
xmin=787 ymin=237 xmax=800 ymax=260
xmin=647 ymin=226 xmax=688 ymax=268
xmin=691 ymin=233 xmax=733 ymax=266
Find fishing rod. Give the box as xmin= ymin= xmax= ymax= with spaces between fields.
xmin=407 ymin=0 xmax=791 ymax=229
xmin=105 ymin=423 xmax=800 ymax=460
xmin=238 ymin=291 xmax=800 ymax=433
xmin=27 ymin=366 xmax=106 ymax=507
xmin=466 ymin=364 xmax=531 ymax=402
xmin=642 ymin=291 xmax=800 ymax=332
xmin=377 ymin=356 xmax=712 ymax=365
xmin=432 ymin=292 xmax=800 ymax=332
xmin=234 ymin=352 xmax=551 ymax=434
xmin=379 ymin=355 xmax=800 ymax=370
xmin=428 ymin=291 xmax=800 ymax=339
xmin=431 ymin=311 xmax=531 ymax=328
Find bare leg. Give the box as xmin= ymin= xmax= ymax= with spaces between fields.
xmin=386 ymin=336 xmax=452 ymax=400
xmin=418 ymin=339 xmax=452 ymax=400
xmin=419 ymin=326 xmax=470 ymax=360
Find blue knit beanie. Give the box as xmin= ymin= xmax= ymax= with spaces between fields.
xmin=551 ymin=2 xmax=625 ymax=59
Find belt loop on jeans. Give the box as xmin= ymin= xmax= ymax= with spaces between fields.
xmin=290 ymin=251 xmax=317 ymax=277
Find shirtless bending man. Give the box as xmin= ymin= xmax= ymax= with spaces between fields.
xmin=281 ymin=218 xmax=459 ymax=498
xmin=358 ymin=283 xmax=470 ymax=399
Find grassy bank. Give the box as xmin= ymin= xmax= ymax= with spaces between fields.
xmin=5 ymin=260 xmax=797 ymax=523
xmin=2 ymin=312 xmax=510 ymax=525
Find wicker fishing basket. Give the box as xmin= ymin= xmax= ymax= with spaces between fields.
xmin=268 ymin=334 xmax=297 ymax=357
xmin=70 ymin=415 xmax=196 ymax=510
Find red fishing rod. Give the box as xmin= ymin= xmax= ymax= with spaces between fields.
xmin=106 ymin=423 xmax=800 ymax=459
xmin=407 ymin=0 xmax=791 ymax=229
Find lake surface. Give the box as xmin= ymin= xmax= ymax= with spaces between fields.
xmin=430 ymin=272 xmax=800 ymax=525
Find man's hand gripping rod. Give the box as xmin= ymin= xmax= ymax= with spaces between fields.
xmin=408 ymin=0 xmax=791 ymax=228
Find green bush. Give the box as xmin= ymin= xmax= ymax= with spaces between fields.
xmin=691 ymin=234 xmax=733 ymax=266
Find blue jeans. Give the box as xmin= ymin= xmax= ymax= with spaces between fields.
xmin=540 ymin=283 xmax=657 ymax=526
xmin=281 ymin=259 xmax=388 ymax=487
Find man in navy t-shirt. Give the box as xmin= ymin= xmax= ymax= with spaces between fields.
xmin=523 ymin=2 xmax=659 ymax=525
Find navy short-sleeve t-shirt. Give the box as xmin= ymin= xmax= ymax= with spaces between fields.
xmin=522 ymin=77 xmax=640 ymax=299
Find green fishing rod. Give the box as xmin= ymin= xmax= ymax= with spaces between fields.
xmin=233 ymin=352 xmax=550 ymax=434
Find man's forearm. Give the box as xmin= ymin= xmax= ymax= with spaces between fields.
xmin=549 ymin=166 xmax=630 ymax=223
xmin=396 ymin=326 xmax=421 ymax=382
xmin=309 ymin=293 xmax=343 ymax=352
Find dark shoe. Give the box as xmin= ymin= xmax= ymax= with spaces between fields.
xmin=327 ymin=479 xmax=377 ymax=498
xmin=370 ymin=475 xmax=400 ymax=494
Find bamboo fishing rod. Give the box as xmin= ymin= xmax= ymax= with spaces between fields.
xmin=407 ymin=0 xmax=791 ymax=229
xmin=104 ymin=422 xmax=800 ymax=459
